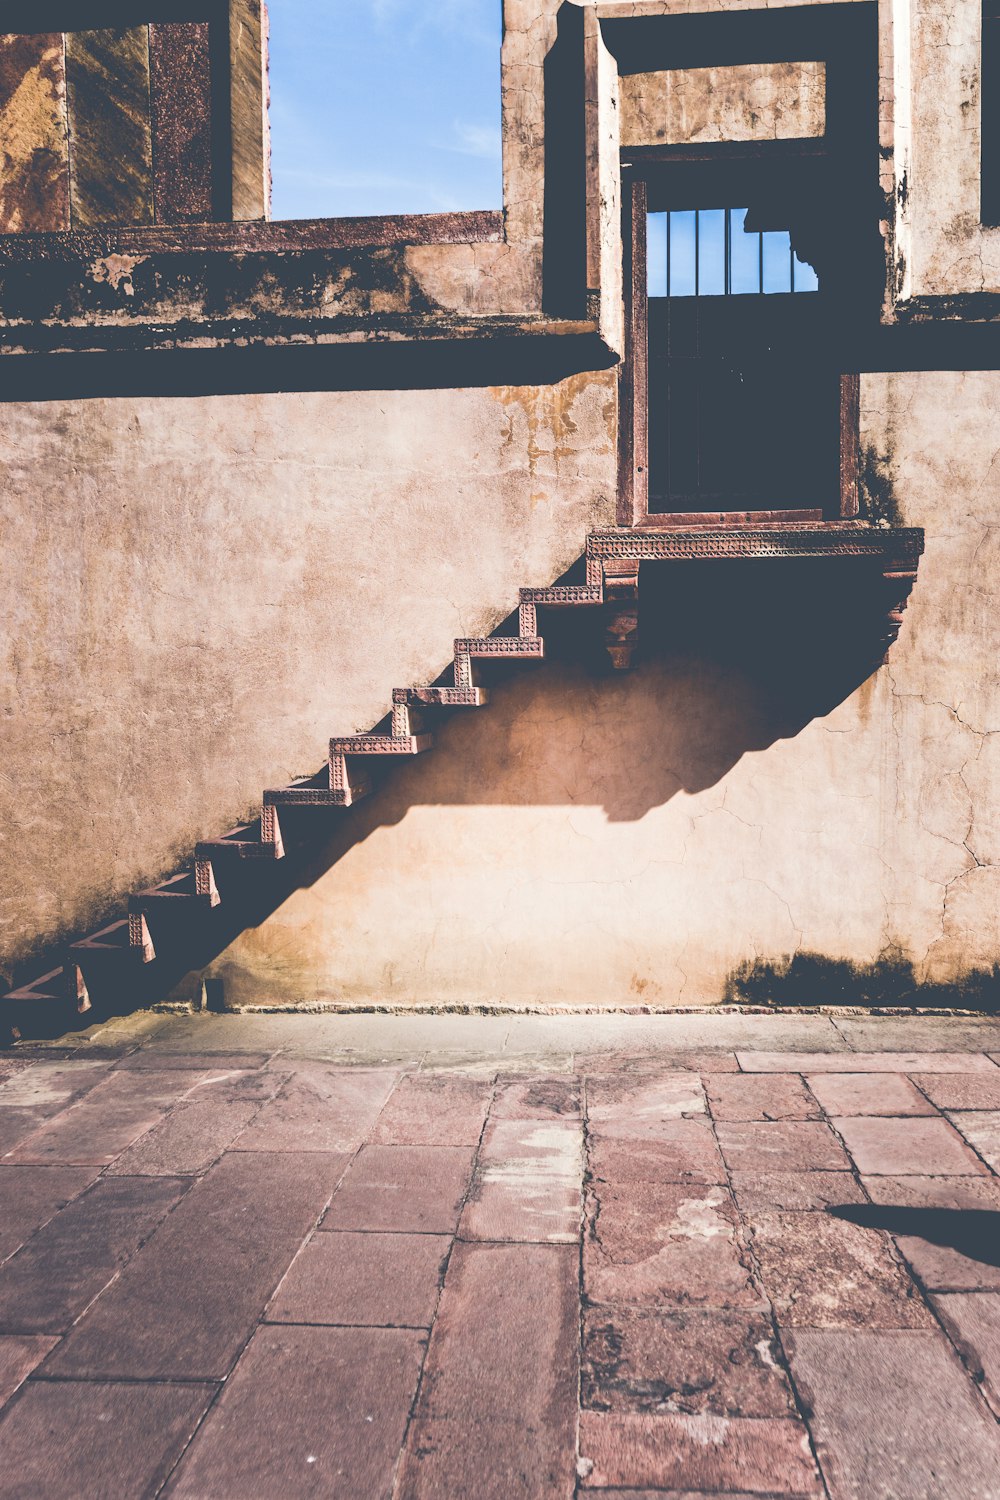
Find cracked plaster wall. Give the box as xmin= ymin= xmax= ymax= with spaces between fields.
xmin=203 ymin=371 xmax=1000 ymax=1009
xmin=0 ymin=373 xmax=617 ymax=976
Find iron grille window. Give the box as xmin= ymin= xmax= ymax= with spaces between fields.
xmin=647 ymin=209 xmax=819 ymax=297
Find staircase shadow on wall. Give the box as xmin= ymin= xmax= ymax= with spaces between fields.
xmin=111 ymin=556 xmax=891 ymax=1013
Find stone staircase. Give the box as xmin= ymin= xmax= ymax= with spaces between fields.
xmin=0 ymin=523 xmax=924 ymax=1044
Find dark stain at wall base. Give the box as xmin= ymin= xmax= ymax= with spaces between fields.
xmin=725 ymin=951 xmax=1000 ymax=1012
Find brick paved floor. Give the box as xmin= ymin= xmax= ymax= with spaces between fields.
xmin=1 ymin=1009 xmax=1000 ymax=1498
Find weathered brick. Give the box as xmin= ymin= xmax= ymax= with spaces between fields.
xmin=169 ymin=1326 xmax=424 ymax=1498
xmin=267 ymin=1231 xmax=449 ymax=1327
xmin=586 ymin=1182 xmax=760 ymax=1309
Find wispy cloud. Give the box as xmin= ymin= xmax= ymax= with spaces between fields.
xmin=443 ymin=120 xmax=502 ymax=161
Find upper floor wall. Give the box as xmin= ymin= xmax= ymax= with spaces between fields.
xmin=0 ymin=0 xmax=996 ymax=352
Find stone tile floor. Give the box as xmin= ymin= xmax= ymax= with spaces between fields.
xmin=1 ymin=1009 xmax=1000 ymax=1497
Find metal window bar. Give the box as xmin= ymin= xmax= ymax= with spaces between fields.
xmin=656 ymin=209 xmax=815 ymax=297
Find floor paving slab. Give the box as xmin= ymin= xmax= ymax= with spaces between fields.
xmin=396 ymin=1241 xmax=577 ymax=1500
xmin=266 ymin=1230 xmax=449 ymax=1328
xmin=587 ymin=1074 xmax=708 ymax=1128
xmin=931 ymin=1292 xmax=1000 ymax=1416
xmin=0 ymin=1175 xmax=189 ymax=1334
xmin=588 ymin=1126 xmax=729 ymax=1187
xmin=0 ymin=1334 xmax=57 ymax=1408
xmin=717 ymin=1121 xmax=852 ymax=1174
xmin=861 ymin=1173 xmax=1000 ymax=1209
xmin=585 ymin=1182 xmax=760 ymax=1309
xmin=944 ymin=1109 xmax=1000 ymax=1170
xmin=785 ymin=1328 xmax=1000 ymax=1498
xmin=832 ymin=1115 xmax=987 ymax=1175
xmin=705 ymin=1074 xmax=820 ymax=1121
xmin=0 ymin=1059 xmax=112 ymax=1110
xmin=4 ymin=1069 xmax=203 ymax=1167
xmin=577 ymin=1412 xmax=821 ymax=1493
xmin=749 ymin=1212 xmax=933 ymax=1328
xmin=577 ymin=1050 xmax=741 ymax=1074
xmin=729 ymin=1172 xmax=864 ymax=1213
xmin=835 ymin=1017 xmax=1000 ymax=1052
xmin=370 ymin=1073 xmax=492 ymax=1145
xmin=894 ymin=1231 xmax=1000 ymax=1291
xmin=492 ymin=1075 xmax=582 ymax=1117
xmin=0 ymin=1379 xmax=215 ymax=1500
xmin=738 ymin=1050 xmax=998 ymax=1073
xmin=909 ymin=1072 xmax=1000 ymax=1109
xmin=44 ymin=1151 xmax=347 ymax=1379
xmin=582 ymin=1307 xmax=797 ymax=1417
xmin=459 ymin=1117 xmax=583 ymax=1242
xmin=115 ymin=1049 xmax=273 ymax=1070
xmin=323 ymin=1144 xmax=475 ymax=1233
xmin=167 ymin=1324 xmax=424 ymax=1500
xmin=806 ymin=1072 xmax=935 ymax=1117
xmin=105 ymin=1093 xmax=265 ymax=1176
xmin=0 ymin=1164 xmax=101 ymax=1261
xmin=231 ymin=1063 xmax=399 ymax=1152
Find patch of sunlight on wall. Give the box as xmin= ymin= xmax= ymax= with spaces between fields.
xmin=269 ymin=0 xmax=503 ymax=220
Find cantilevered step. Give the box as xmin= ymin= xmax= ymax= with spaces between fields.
xmin=196 ymin=817 xmax=284 ymax=863
xmin=129 ymin=870 xmax=221 ymax=916
xmin=519 ymin=584 xmax=603 ymax=607
xmin=329 ymin=734 xmax=433 ymax=755
xmin=1 ymin=965 xmax=91 ymax=1041
xmin=393 ymin=686 xmax=489 ymax=708
xmin=72 ymin=917 xmax=154 ymax=965
xmin=264 ymin=769 xmax=372 ymax=810
xmin=452 ymin=634 xmax=544 ymax=687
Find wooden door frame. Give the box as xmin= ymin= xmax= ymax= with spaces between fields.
xmin=618 ymin=171 xmax=861 ymax=530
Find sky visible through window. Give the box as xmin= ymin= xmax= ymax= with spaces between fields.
xmin=269 ymin=0 xmax=503 ymax=220
xmin=648 ymin=210 xmax=820 ymax=296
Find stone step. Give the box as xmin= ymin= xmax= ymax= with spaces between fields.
xmin=128 ymin=871 xmax=221 ymax=915
xmin=0 ymin=966 xmax=91 ymax=1043
xmin=329 ymin=734 xmax=433 ymax=756
xmin=454 ymin=636 xmax=544 ymax=660
xmin=519 ymin=585 xmax=603 ymax=607
xmin=393 ymin=686 xmax=489 ymax=708
xmin=71 ymin=918 xmax=154 ymax=965
xmin=195 ymin=820 xmax=284 ymax=863
xmin=265 ymin=774 xmax=372 ymax=809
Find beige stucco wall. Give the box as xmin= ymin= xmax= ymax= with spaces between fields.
xmin=188 ymin=371 xmax=1000 ymax=1009
xmin=620 ymin=62 xmax=826 ymax=147
xmin=0 ymin=373 xmax=617 ymax=977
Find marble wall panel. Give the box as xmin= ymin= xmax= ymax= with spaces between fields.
xmin=65 ymin=27 xmax=153 ymax=227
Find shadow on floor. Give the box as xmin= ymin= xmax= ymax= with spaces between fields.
xmin=829 ymin=1204 xmax=1000 ymax=1268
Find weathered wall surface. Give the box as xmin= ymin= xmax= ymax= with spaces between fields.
xmin=0 ymin=372 xmax=617 ymax=977
xmin=200 ymin=371 xmax=1000 ymax=1009
xmin=620 ymin=61 xmax=826 ymax=147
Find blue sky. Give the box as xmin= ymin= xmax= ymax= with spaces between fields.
xmin=269 ymin=0 xmax=504 ymax=219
